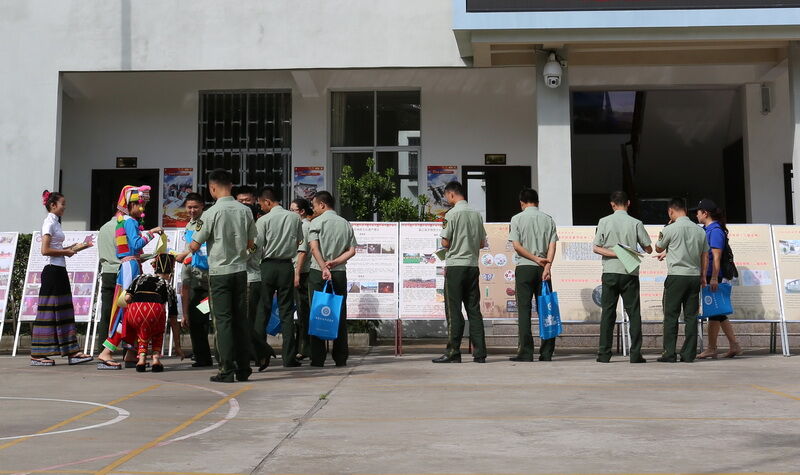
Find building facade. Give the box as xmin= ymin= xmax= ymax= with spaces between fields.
xmin=3 ymin=0 xmax=800 ymax=231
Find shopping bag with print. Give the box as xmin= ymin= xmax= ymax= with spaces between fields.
xmin=309 ymin=280 xmax=342 ymax=340
xmin=700 ymin=283 xmax=733 ymax=318
xmin=537 ymin=281 xmax=563 ymax=340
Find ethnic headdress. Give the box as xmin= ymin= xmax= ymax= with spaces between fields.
xmin=115 ymin=185 xmax=152 ymax=256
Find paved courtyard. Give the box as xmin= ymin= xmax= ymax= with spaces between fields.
xmin=0 ymin=348 xmax=798 ymax=475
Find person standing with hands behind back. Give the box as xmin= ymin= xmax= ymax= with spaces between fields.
xmin=432 ymin=181 xmax=488 ymax=364
xmin=177 ymin=169 xmax=256 ymax=383
xmin=508 ymin=188 xmax=559 ymax=362
xmin=307 ymin=191 xmax=357 ymax=368
xmin=593 ymin=191 xmax=652 ymax=364
xmin=693 ymin=199 xmax=742 ymax=359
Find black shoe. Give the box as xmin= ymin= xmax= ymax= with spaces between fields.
xmin=596 ymin=358 xmax=611 ymax=363
xmin=679 ymin=356 xmax=694 ymax=363
xmin=432 ymin=354 xmax=461 ymax=363
xmin=473 ymin=357 xmax=486 ymax=363
xmin=509 ymin=356 xmax=533 ymax=362
xmin=192 ymin=361 xmax=213 ymax=368
xmin=630 ymin=357 xmax=647 ymax=364
xmin=210 ymin=374 xmax=235 ymax=383
xmin=284 ymin=360 xmax=302 ymax=368
xmin=236 ymin=373 xmax=250 ymax=382
xmin=135 ymin=363 xmax=147 ymax=373
xmin=310 ymin=362 xmax=324 ymax=368
xmin=657 ymin=356 xmax=676 ymax=363
xmin=538 ymin=356 xmax=552 ymax=362
xmin=151 ymin=363 xmax=164 ymax=373
xmin=125 ymin=360 xmax=144 ymax=369
xmin=335 ymin=362 xmax=347 ymax=367
xmin=296 ymin=354 xmax=308 ymax=360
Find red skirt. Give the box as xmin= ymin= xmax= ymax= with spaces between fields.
xmin=123 ymin=301 xmax=167 ymax=355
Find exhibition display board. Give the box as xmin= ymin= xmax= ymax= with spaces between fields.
xmin=347 ymin=223 xmax=399 ymax=319
xmin=398 ymin=222 xmax=445 ymax=320
xmin=479 ymin=224 xmax=518 ymax=319
xmin=726 ymin=224 xmax=781 ymax=321
xmin=770 ymin=225 xmax=800 ymax=322
xmin=0 ymin=232 xmax=18 ymax=342
xmin=548 ymin=227 xmax=604 ymax=322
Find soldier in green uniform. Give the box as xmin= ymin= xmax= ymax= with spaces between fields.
xmin=593 ymin=190 xmax=652 ymax=363
xmin=432 ymin=181 xmax=488 ymax=364
xmin=245 ymin=203 xmax=277 ymax=372
xmin=256 ymin=186 xmax=303 ymax=367
xmin=290 ymin=198 xmax=314 ymax=360
xmin=654 ymin=198 xmax=709 ymax=363
xmin=307 ymin=191 xmax=357 ymax=368
xmin=177 ymin=169 xmax=255 ymax=383
xmin=179 ymin=193 xmax=214 ymax=367
xmin=508 ymin=188 xmax=559 ymax=362
xmin=97 ymin=214 xmax=120 ymax=355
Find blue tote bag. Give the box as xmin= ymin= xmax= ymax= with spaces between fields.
xmin=538 ymin=281 xmax=563 ymax=340
xmin=700 ymin=283 xmax=733 ymax=318
xmin=309 ymin=280 xmax=343 ymax=340
xmin=267 ymin=295 xmax=282 ymax=336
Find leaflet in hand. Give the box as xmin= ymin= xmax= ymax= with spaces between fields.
xmin=612 ymin=244 xmax=642 ymax=274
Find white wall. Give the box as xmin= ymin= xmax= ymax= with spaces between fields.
xmin=744 ymin=73 xmax=793 ymax=224
xmin=59 ymin=67 xmax=537 ymax=229
xmin=0 ymin=0 xmax=466 ymax=231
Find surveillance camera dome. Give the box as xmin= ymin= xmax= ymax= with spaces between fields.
xmin=542 ymin=52 xmax=562 ymax=89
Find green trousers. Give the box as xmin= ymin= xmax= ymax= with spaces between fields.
xmin=261 ymin=260 xmax=298 ymax=366
xmin=247 ymin=281 xmax=276 ymax=365
xmin=599 ymin=273 xmax=643 ymax=361
xmin=188 ymin=283 xmax=213 ymax=365
xmin=97 ymin=272 xmax=117 ymax=353
xmin=515 ymin=266 xmax=556 ymax=360
xmin=209 ymin=271 xmax=252 ymax=380
xmin=308 ymin=269 xmax=348 ymax=366
xmin=662 ymin=275 xmax=700 ymax=362
xmin=445 ymin=266 xmax=486 ymax=359
xmin=294 ymin=272 xmax=311 ymax=358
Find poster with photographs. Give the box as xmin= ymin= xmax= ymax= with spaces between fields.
xmin=19 ymin=231 xmax=99 ymax=323
xmin=639 ymin=225 xmax=669 ymax=321
xmin=0 ymin=232 xmax=18 ymax=325
xmin=772 ymin=225 xmax=800 ymax=321
xmin=426 ymin=166 xmax=459 ymax=219
xmin=346 ymin=223 xmax=399 ymax=319
xmin=548 ymin=227 xmax=604 ymax=322
xmin=723 ymin=224 xmax=781 ymax=320
xmin=399 ymin=222 xmax=446 ymax=320
xmin=478 ymin=223 xmax=517 ymax=319
xmin=162 ymin=168 xmax=193 ymax=228
xmin=293 ymin=167 xmax=324 ymax=201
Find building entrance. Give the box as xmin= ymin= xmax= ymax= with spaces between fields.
xmin=90 ymin=169 xmax=160 ymax=230
xmin=462 ymin=166 xmax=532 ymax=222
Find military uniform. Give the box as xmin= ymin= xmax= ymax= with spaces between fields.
xmin=191 ymin=196 xmax=255 ymax=382
xmin=256 ymin=205 xmax=303 ymax=366
xmin=97 ymin=217 xmax=120 ymax=353
xmin=655 ymin=216 xmax=709 ymax=362
xmin=508 ymin=206 xmax=559 ymax=361
xmin=307 ymin=209 xmax=357 ymax=367
xmin=293 ymin=218 xmax=312 ymax=358
xmin=441 ymin=200 xmax=487 ymax=360
xmin=593 ymin=209 xmax=651 ymax=362
xmin=182 ymin=217 xmax=213 ymax=366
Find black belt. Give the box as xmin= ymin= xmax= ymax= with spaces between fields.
xmin=261 ymin=258 xmax=292 ymax=264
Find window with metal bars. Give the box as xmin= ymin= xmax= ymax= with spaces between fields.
xmin=197 ymin=91 xmax=291 ymax=204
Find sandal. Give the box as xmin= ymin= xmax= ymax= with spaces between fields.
xmin=125 ymin=360 xmax=149 ymax=369
xmin=151 ymin=363 xmax=164 ymax=373
xmin=97 ymin=359 xmax=122 ymax=370
xmin=135 ymin=363 xmax=147 ymax=373
xmin=68 ymin=354 xmax=94 ymax=365
xmin=30 ymin=358 xmax=55 ymax=366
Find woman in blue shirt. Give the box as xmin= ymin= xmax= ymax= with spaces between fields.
xmin=695 ymin=199 xmax=742 ymax=359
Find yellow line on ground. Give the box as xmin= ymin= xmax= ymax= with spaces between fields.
xmin=0 ymin=384 xmax=161 ymax=451
xmin=752 ymin=384 xmax=800 ymax=402
xmin=94 ymin=385 xmax=252 ymax=475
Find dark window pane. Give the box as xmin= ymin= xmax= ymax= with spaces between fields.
xmin=377 ymin=91 xmax=421 ymax=147
xmin=377 ymin=151 xmax=419 ymax=200
xmin=331 ymin=92 xmax=374 ymax=147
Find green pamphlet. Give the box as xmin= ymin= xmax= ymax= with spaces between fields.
xmin=612 ymin=244 xmax=642 ymax=274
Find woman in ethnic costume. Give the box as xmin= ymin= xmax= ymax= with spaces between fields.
xmin=96 ymin=185 xmax=162 ymax=369
xmin=30 ymin=191 xmax=93 ymax=366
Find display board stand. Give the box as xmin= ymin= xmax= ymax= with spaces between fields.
xmin=0 ymin=232 xmax=19 ymax=349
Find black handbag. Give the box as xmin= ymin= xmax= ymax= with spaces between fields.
xmin=721 ymin=234 xmax=738 ymax=280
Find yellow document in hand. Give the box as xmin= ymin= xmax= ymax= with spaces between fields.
xmin=612 ymin=244 xmax=642 ymax=274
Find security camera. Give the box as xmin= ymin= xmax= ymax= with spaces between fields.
xmin=542 ymin=52 xmax=563 ymax=89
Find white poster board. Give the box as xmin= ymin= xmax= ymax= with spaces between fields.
xmin=398 ymin=222 xmax=446 ymax=320
xmin=772 ymin=225 xmax=800 ymax=322
xmin=18 ymin=231 xmax=99 ymax=323
xmin=0 ymin=232 xmax=19 ymax=342
xmin=346 ymin=223 xmax=399 ymax=319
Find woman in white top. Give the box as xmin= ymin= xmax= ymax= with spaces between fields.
xmin=30 ymin=191 xmax=93 ymax=366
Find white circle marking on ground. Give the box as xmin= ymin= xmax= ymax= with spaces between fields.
xmin=0 ymin=396 xmax=129 ymax=440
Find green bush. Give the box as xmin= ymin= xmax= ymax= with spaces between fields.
xmin=337 ymin=157 xmax=397 ymax=221
xmin=4 ymin=233 xmax=31 ymax=335
xmin=379 ymin=195 xmax=437 ymax=222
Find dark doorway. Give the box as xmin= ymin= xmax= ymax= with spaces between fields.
xmin=462 ymin=166 xmax=531 ymax=222
xmin=785 ymin=163 xmax=794 ymax=224
xmin=90 ymin=169 xmax=160 ymax=230
xmin=723 ymin=139 xmax=746 ymax=223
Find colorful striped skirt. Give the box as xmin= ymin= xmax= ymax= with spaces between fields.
xmin=31 ymin=265 xmax=80 ymax=357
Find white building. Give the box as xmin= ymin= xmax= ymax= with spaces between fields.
xmin=3 ymin=0 xmax=800 ymax=231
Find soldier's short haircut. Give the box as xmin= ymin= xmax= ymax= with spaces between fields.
xmin=609 ymin=190 xmax=628 ymax=206
xmin=444 ymin=181 xmax=464 ymax=196
xmin=667 ymin=197 xmax=686 ymax=212
xmin=208 ymin=169 xmax=233 ymax=186
xmin=258 ymin=186 xmax=280 ymax=202
xmin=182 ymin=192 xmax=204 ymax=207
xmin=518 ymin=188 xmax=539 ymax=204
xmin=313 ymin=190 xmax=335 ymax=208
xmin=234 ymin=185 xmax=257 ymax=200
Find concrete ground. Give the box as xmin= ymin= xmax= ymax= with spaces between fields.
xmin=0 ymin=347 xmax=798 ymax=475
